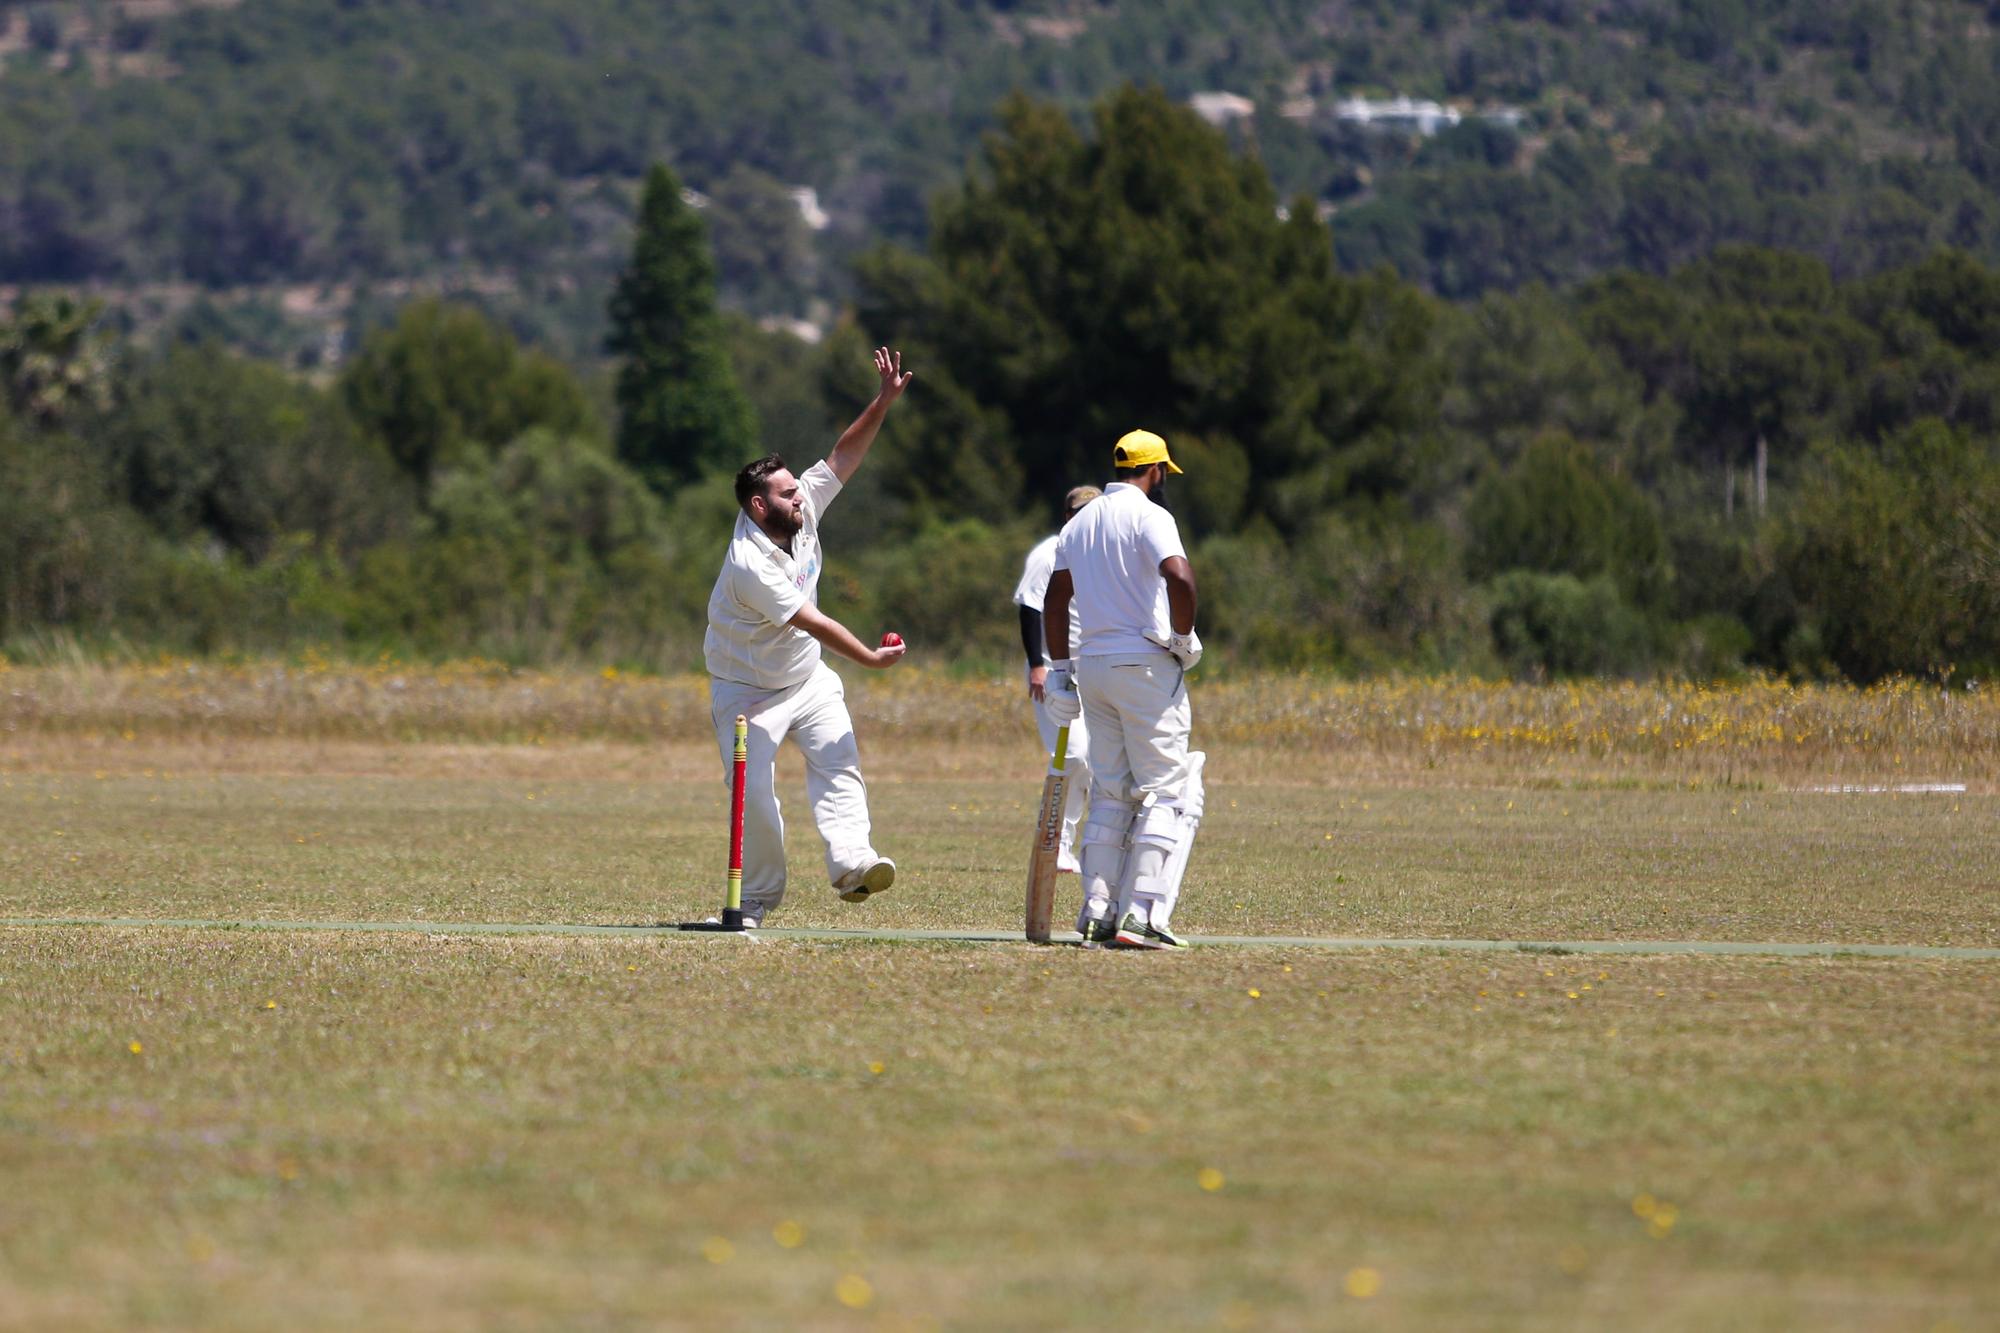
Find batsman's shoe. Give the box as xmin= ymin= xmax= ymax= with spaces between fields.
xmin=1076 ymin=900 xmax=1117 ymax=948
xmin=836 ymin=857 xmax=896 ymax=903
xmin=1079 ymin=917 xmax=1117 ymax=948
xmin=1113 ymin=913 xmax=1187 ymax=951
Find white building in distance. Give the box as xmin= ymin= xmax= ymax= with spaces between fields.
xmin=1187 ymin=91 xmax=1256 ymax=126
xmin=1332 ymin=95 xmax=1461 ymax=135
xmin=788 ymin=186 xmax=830 ymax=232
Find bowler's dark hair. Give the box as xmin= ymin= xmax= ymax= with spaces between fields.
xmin=1113 ymin=465 xmax=1152 ymax=481
xmin=735 ymin=454 xmax=788 ymax=510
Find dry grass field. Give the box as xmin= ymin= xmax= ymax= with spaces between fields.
xmin=2 ymin=662 xmax=1996 ymax=1330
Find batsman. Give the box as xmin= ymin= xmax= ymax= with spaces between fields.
xmin=701 ymin=346 xmax=914 ymax=927
xmin=1013 ymin=485 xmax=1102 ymax=878
xmin=1042 ymin=429 xmax=1206 ymax=949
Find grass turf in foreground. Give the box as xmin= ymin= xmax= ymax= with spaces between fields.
xmin=2 ymin=928 xmax=1995 ymax=1331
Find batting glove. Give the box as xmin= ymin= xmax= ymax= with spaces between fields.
xmin=1044 ymin=660 xmax=1082 ymax=724
xmin=1166 ymin=630 xmax=1203 ymax=671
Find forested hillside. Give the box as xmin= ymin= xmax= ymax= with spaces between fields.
xmin=8 ymin=85 xmax=2000 ymax=683
xmin=5 ymin=6 xmax=2000 ymax=684
xmin=7 ymin=0 xmax=2000 ymax=354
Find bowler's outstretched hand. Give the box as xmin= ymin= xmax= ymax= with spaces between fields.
xmin=875 ymin=346 xmax=913 ymax=403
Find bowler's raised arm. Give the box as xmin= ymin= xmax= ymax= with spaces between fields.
xmin=827 ymin=347 xmax=914 ymax=484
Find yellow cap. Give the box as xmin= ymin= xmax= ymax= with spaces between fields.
xmin=1112 ymin=429 xmax=1183 ymax=474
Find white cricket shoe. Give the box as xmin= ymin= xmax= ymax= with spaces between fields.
xmin=835 ymin=857 xmax=896 ymax=903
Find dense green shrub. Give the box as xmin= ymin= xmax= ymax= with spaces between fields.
xmin=1778 ymin=421 xmax=2000 ymax=681
xmin=1465 ymin=434 xmax=1671 ymax=608
xmin=1487 ymin=571 xmax=1657 ymax=678
xmin=102 ymin=343 xmax=412 ymax=558
xmin=341 ymin=300 xmax=597 ymax=491
xmin=0 ymin=418 xmax=149 ymax=638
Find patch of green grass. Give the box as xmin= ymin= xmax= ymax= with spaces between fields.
xmin=1 ymin=742 xmax=1992 ymax=945
xmin=2 ymin=728 xmax=1995 ymax=1328
xmin=1 ymin=930 xmax=1994 ymax=1330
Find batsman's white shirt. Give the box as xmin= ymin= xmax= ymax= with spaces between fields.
xmin=1012 ymin=534 xmax=1082 ymax=660
xmin=1053 ymin=483 xmax=1187 ymax=656
xmin=704 ymin=460 xmax=840 ymax=688
xmin=1014 ymin=531 xmax=1092 ymax=873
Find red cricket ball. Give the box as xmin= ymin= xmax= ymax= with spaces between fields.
xmin=880 ymin=632 xmax=903 ymax=648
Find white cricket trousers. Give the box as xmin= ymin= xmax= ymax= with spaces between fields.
xmin=1075 ymin=650 xmax=1194 ymax=927
xmin=709 ymin=661 xmax=878 ymax=917
xmin=1030 ymin=693 xmax=1092 ymax=873
xmin=1074 ymin=651 xmax=1192 ymax=806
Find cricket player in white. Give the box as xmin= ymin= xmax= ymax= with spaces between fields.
xmin=1043 ymin=429 xmax=1204 ymax=949
xmin=703 ymin=346 xmax=913 ymax=926
xmin=1012 ymin=486 xmax=1100 ymax=882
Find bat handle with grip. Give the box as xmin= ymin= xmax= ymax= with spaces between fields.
xmin=1052 ymin=724 xmax=1069 ymax=773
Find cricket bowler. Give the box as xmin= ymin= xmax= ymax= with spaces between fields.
xmin=702 ymin=346 xmax=913 ymax=927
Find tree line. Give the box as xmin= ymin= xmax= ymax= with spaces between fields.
xmin=4 ymin=87 xmax=1997 ymax=682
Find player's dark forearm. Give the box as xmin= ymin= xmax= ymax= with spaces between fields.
xmin=1163 ymin=558 xmax=1197 ymax=635
xmin=1019 ymin=606 xmax=1045 ymax=667
xmin=1044 ymin=604 xmax=1070 ymax=661
xmin=1044 ymin=571 xmax=1074 ymax=659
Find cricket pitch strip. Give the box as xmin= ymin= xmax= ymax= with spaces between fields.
xmin=7 ymin=915 xmax=1998 ymax=960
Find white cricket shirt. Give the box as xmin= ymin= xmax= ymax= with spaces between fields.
xmin=1052 ymin=482 xmax=1187 ymax=657
xmin=1012 ymin=533 xmax=1081 ymax=661
xmin=704 ymin=460 xmax=841 ymax=689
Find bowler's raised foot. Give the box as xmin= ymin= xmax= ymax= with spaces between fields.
xmin=836 ymin=856 xmax=896 ymax=903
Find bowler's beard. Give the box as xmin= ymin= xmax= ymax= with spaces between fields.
xmin=761 ymin=505 xmax=803 ymax=543
xmin=1150 ymin=476 xmax=1170 ymax=509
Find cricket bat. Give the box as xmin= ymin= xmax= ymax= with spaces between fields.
xmin=1023 ymin=725 xmax=1070 ymax=944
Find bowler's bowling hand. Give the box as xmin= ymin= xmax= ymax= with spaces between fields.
xmin=870 ymin=631 xmax=907 ymax=669
xmin=1044 ymin=661 xmax=1081 ymax=724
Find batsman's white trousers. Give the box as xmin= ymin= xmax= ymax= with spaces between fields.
xmin=710 ymin=661 xmax=878 ymax=917
xmin=1030 ymin=694 xmax=1092 ymax=873
xmin=1074 ymin=651 xmax=1192 ymax=809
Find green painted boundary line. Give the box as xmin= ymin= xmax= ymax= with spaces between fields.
xmin=4 ymin=917 xmax=1998 ymax=960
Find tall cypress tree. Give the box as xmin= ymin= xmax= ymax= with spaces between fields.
xmin=607 ymin=164 xmax=757 ymax=488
